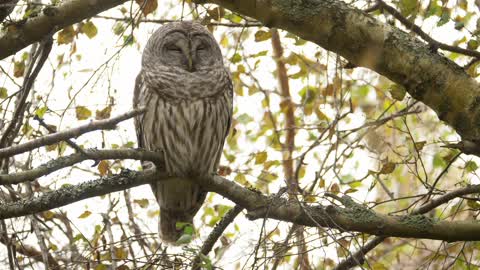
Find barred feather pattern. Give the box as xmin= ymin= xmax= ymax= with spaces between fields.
xmin=134 ymin=64 xmax=233 ymax=242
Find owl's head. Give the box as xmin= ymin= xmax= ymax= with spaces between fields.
xmin=142 ymin=21 xmax=224 ymax=72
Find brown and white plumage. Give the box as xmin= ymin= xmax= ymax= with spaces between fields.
xmin=133 ymin=22 xmax=232 ymax=242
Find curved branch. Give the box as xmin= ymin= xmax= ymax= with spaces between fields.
xmin=2 ymin=168 xmax=480 ymax=242
xmin=199 ymin=0 xmax=480 ymax=142
xmin=0 ymin=0 xmax=129 ymax=60
xmin=0 ymin=107 xmax=145 ymax=159
xmin=0 ymin=148 xmax=162 ymax=184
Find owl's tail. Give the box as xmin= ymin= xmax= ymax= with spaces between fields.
xmin=152 ymin=178 xmax=206 ymax=243
xmin=159 ymin=208 xmax=192 ymax=243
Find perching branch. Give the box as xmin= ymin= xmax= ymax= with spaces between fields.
xmin=0 ymin=169 xmax=162 ymax=219
xmin=0 ymin=148 xmax=162 ymax=184
xmin=2 ymin=166 xmax=480 ymax=242
xmin=0 ymin=107 xmax=145 ymax=159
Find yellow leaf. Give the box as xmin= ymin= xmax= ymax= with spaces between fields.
xmin=0 ymin=87 xmax=8 ymax=99
xmin=135 ymin=0 xmax=157 ymax=15
xmin=42 ymin=211 xmax=55 ymax=220
xmin=78 ymin=210 xmax=91 ymax=219
xmin=95 ymin=106 xmax=112 ymax=120
xmin=13 ymin=61 xmax=25 ymax=77
xmin=254 ymin=30 xmax=272 ymax=42
xmin=57 ymin=25 xmax=75 ymax=45
xmin=97 ymin=160 xmax=109 ymax=176
xmin=81 ymin=21 xmax=98 ymax=39
xmin=95 ymin=264 xmax=108 ymax=270
xmin=255 ymin=151 xmax=268 ymax=164
xmin=134 ymin=199 xmax=149 ymax=208
xmin=75 ymin=106 xmax=91 ymax=120
xmin=114 ymin=247 xmax=128 ymax=260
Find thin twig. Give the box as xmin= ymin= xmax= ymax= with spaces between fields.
xmin=94 ymin=15 xmax=263 ymax=27
xmin=0 ymin=107 xmax=146 ymax=159
xmin=192 ymin=205 xmax=243 ymax=269
xmin=378 ymin=0 xmax=480 ymax=58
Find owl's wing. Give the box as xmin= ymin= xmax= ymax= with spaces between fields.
xmin=133 ymin=72 xmax=145 ymax=150
xmin=213 ymin=70 xmax=234 ymax=170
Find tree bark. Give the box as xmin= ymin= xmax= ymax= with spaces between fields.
xmin=0 ymin=0 xmax=128 ymax=59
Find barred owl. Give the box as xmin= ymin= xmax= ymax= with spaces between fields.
xmin=133 ymin=21 xmax=233 ymax=243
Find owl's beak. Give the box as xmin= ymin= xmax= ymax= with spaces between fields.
xmin=186 ymin=54 xmax=194 ymax=72
xmin=179 ymin=42 xmax=195 ymax=72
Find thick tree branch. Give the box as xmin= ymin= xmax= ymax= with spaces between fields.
xmin=0 ymin=0 xmax=129 ymax=59
xmin=199 ymin=0 xmax=480 ymax=142
xmin=1 ymin=168 xmax=480 ymax=242
xmin=0 ymin=107 xmax=145 ymax=159
xmin=0 ymin=169 xmax=162 ymax=219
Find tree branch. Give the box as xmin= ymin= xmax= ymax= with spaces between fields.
xmin=0 ymin=148 xmax=162 ymax=184
xmin=0 ymin=169 xmax=162 ymax=219
xmin=192 ymin=205 xmax=244 ymax=269
xmin=1 ymin=168 xmax=480 ymax=242
xmin=335 ymin=184 xmax=480 ymax=269
xmin=0 ymin=107 xmax=145 ymax=159
xmin=198 ymin=0 xmax=480 ymax=142
xmin=0 ymin=0 xmax=129 ymax=59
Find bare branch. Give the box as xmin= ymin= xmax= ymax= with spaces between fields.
xmin=95 ymin=15 xmax=263 ymax=27
xmin=0 ymin=148 xmax=162 ymax=184
xmin=0 ymin=107 xmax=146 ymax=159
xmin=192 ymin=205 xmax=244 ymax=269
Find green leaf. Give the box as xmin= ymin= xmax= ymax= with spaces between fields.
xmin=113 ymin=22 xmax=125 ymax=36
xmin=465 ymin=161 xmax=478 ymax=173
xmin=467 ymin=39 xmax=478 ymax=50
xmin=75 ymin=106 xmax=92 ymax=120
xmin=399 ymin=0 xmax=418 ymax=17
xmin=35 ymin=106 xmax=48 ymax=118
xmin=175 ymin=234 xmax=192 ymax=245
xmin=81 ymin=21 xmax=98 ymax=39
xmin=230 ymin=53 xmax=242 ymax=63
xmin=389 ymin=84 xmax=406 ymax=101
xmin=437 ymin=10 xmax=450 ymax=27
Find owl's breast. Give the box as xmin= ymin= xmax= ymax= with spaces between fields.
xmin=139 ymin=83 xmax=232 ymax=177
